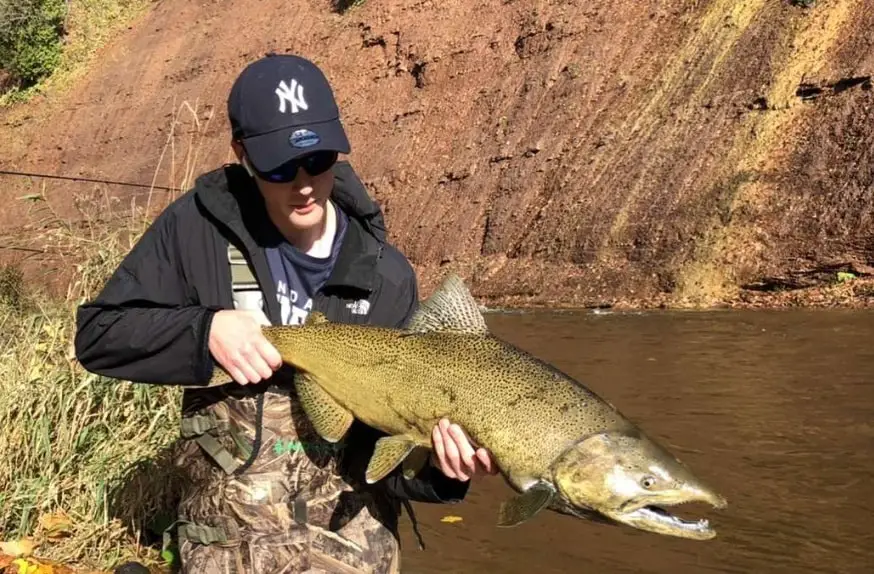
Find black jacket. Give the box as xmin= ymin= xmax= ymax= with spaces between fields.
xmin=75 ymin=161 xmax=469 ymax=504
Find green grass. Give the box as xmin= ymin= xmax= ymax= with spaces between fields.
xmin=0 ymin=227 xmax=184 ymax=571
xmin=0 ymin=98 xmax=209 ymax=571
xmin=1 ymin=0 xmax=152 ymax=106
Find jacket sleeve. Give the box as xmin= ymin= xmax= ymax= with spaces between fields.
xmin=382 ymin=453 xmax=471 ymax=504
xmin=341 ymin=420 xmax=470 ymax=505
xmin=74 ymin=207 xmax=219 ymax=385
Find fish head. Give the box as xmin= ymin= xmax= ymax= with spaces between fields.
xmin=550 ymin=431 xmax=727 ymax=540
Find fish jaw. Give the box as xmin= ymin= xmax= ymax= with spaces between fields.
xmin=599 ymin=480 xmax=727 ymax=540
xmin=551 ymin=431 xmax=727 ymax=540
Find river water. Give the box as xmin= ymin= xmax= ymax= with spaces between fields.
xmin=398 ymin=309 xmax=874 ymax=573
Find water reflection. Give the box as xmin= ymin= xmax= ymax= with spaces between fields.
xmin=399 ymin=309 xmax=874 ymax=573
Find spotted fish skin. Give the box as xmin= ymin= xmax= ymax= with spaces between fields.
xmin=265 ymin=324 xmax=632 ymax=490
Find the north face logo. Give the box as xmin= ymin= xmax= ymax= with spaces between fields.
xmin=346 ymin=299 xmax=370 ymax=316
xmin=275 ymin=79 xmax=308 ymax=114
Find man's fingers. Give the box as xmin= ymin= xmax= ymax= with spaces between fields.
xmin=448 ymin=423 xmax=476 ymax=472
xmin=236 ymin=344 xmax=263 ymax=379
xmin=247 ymin=352 xmax=274 ymax=380
xmin=231 ymin=351 xmax=263 ymax=384
xmin=476 ymin=448 xmax=497 ymax=474
xmin=431 ymin=424 xmax=455 ymax=479
xmin=441 ymin=425 xmax=467 ymax=481
xmin=242 ymin=339 xmax=276 ymax=379
xmin=257 ymin=338 xmax=283 ymax=370
xmin=227 ymin=365 xmax=249 ymax=386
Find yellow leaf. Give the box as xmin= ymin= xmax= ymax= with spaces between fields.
xmin=440 ymin=515 xmax=463 ymax=523
xmin=10 ymin=558 xmax=55 ymax=574
xmin=38 ymin=511 xmax=72 ymax=539
xmin=11 ymin=557 xmax=34 ymax=574
xmin=0 ymin=538 xmax=36 ymax=557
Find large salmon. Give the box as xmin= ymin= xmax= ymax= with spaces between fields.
xmin=205 ymin=274 xmax=727 ymax=540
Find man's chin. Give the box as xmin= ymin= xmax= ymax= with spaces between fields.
xmin=287 ymin=204 xmax=326 ymax=229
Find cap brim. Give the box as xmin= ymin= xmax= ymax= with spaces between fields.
xmin=242 ymin=117 xmax=351 ymax=173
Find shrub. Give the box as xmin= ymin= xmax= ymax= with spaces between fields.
xmin=0 ymin=0 xmax=68 ymax=90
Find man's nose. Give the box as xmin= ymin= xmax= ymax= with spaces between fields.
xmin=295 ymin=171 xmax=314 ymax=195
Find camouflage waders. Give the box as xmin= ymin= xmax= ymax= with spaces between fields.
xmin=173 ymin=377 xmax=404 ymax=574
xmin=170 ymin=243 xmax=404 ymax=574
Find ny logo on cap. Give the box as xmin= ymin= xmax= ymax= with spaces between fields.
xmin=275 ymin=79 xmax=308 ymax=114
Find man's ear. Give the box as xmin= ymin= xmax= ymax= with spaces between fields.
xmin=231 ymin=140 xmax=256 ymax=178
xmin=230 ymin=138 xmax=245 ymax=161
xmin=240 ymin=156 xmax=256 ymax=178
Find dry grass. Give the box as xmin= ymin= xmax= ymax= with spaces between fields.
xmin=0 ymin=221 xmax=185 ymax=571
xmin=0 ymin=100 xmax=212 ymax=572
xmin=0 ymin=291 xmax=184 ymax=570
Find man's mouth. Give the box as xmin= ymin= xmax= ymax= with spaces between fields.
xmin=291 ymin=203 xmax=316 ymax=214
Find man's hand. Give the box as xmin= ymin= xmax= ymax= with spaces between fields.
xmin=208 ymin=309 xmax=283 ymax=385
xmin=431 ymin=418 xmax=499 ymax=481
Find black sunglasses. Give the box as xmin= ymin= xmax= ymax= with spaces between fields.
xmin=255 ymin=150 xmax=338 ymax=183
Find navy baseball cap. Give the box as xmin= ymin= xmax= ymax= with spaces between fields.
xmin=227 ymin=54 xmax=351 ymax=173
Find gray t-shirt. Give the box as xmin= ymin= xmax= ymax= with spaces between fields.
xmin=265 ymin=204 xmax=349 ymax=325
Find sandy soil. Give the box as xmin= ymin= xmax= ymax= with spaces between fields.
xmin=0 ymin=0 xmax=871 ymax=309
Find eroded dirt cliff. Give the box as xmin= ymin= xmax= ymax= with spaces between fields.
xmin=1 ymin=0 xmax=872 ymax=308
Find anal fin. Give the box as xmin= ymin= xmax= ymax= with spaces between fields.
xmin=497 ymin=482 xmax=555 ymax=527
xmin=366 ymin=436 xmax=418 ymax=484
xmin=295 ymin=371 xmax=354 ymax=443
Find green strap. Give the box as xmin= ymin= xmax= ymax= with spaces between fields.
xmin=228 ymin=243 xmax=258 ymax=290
xmin=195 ymin=434 xmax=242 ymax=475
xmin=164 ymin=519 xmax=237 ymax=547
xmin=228 ymin=242 xmax=265 ymax=313
xmin=180 ymin=414 xmax=221 ymax=438
xmin=178 ymin=523 xmax=233 ymax=545
xmin=184 ymin=242 xmax=262 ymax=476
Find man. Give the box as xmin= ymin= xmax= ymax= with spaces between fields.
xmin=75 ymin=53 xmax=495 ymax=574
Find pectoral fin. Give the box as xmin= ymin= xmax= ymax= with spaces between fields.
xmin=295 ymin=371 xmax=354 ymax=443
xmin=497 ymin=482 xmax=555 ymax=527
xmin=401 ymin=446 xmax=431 ymax=480
xmin=366 ymin=436 xmax=418 ymax=484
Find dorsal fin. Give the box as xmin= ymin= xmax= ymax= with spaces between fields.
xmin=406 ymin=274 xmax=488 ymax=334
xmin=304 ymin=311 xmax=330 ymax=326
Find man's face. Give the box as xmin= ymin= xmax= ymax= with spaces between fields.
xmin=234 ymin=142 xmax=337 ymax=234
xmin=255 ymin=159 xmax=335 ymax=233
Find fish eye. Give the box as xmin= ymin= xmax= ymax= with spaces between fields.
xmin=641 ymin=475 xmax=657 ymax=489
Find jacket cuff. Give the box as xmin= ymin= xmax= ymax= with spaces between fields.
xmin=194 ymin=308 xmax=220 ymax=383
xmin=416 ymin=465 xmax=471 ymax=503
xmin=430 ymin=473 xmax=471 ymax=503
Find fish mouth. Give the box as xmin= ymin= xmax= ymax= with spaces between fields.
xmin=615 ymin=504 xmax=716 ymax=540
xmin=604 ymin=483 xmax=727 ymax=541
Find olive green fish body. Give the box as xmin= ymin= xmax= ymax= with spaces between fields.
xmin=263 ymin=323 xmax=633 ymax=491
xmin=205 ymin=273 xmax=727 ymax=541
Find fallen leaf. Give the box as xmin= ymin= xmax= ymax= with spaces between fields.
xmin=440 ymin=515 xmax=463 ymax=523
xmin=11 ymin=557 xmax=52 ymax=574
xmin=2 ymin=556 xmax=70 ymax=574
xmin=37 ymin=511 xmax=73 ymax=539
xmin=0 ymin=539 xmax=35 ymax=558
